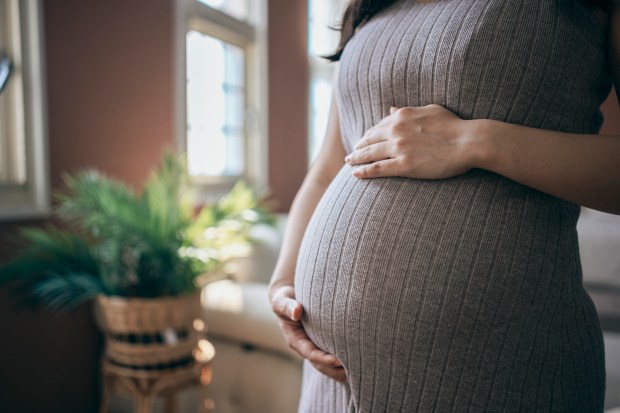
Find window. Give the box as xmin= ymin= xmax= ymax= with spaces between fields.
xmin=197 ymin=0 xmax=251 ymax=23
xmin=187 ymin=31 xmax=246 ymax=177
xmin=308 ymin=0 xmax=346 ymax=163
xmin=175 ymin=0 xmax=267 ymax=197
xmin=0 ymin=0 xmax=49 ymax=220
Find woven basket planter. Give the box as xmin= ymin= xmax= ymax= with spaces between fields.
xmin=94 ymin=291 xmax=204 ymax=370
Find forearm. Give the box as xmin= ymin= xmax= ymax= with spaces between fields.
xmin=269 ymin=84 xmax=344 ymax=295
xmin=473 ymin=119 xmax=620 ymax=215
xmin=268 ymin=172 xmax=330 ymax=295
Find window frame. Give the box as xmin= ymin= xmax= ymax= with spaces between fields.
xmin=174 ymin=0 xmax=268 ymax=201
xmin=0 ymin=0 xmax=50 ymax=221
xmin=308 ymin=55 xmax=337 ymax=163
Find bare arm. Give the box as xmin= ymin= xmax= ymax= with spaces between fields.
xmin=271 ymin=93 xmax=345 ymax=287
xmin=268 ymin=91 xmax=346 ymax=294
xmin=268 ymin=78 xmax=348 ymax=382
xmin=345 ymin=7 xmax=620 ymax=215
xmin=473 ymin=120 xmax=620 ymax=214
xmin=468 ymin=6 xmax=620 ymax=214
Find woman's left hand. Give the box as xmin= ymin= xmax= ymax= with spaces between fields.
xmin=344 ymin=104 xmax=481 ymax=179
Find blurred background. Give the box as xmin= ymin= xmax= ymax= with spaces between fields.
xmin=0 ymin=0 xmax=618 ymax=412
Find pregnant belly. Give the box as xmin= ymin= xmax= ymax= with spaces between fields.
xmin=294 ymin=163 xmax=581 ymax=387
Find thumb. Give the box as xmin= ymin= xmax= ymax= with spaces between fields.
xmin=390 ymin=106 xmax=399 ymax=114
xmin=274 ymin=296 xmax=303 ymax=321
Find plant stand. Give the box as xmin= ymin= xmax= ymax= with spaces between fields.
xmin=99 ymin=341 xmax=214 ymax=413
xmin=95 ymin=292 xmax=215 ymax=413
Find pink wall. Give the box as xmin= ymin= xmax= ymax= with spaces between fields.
xmin=268 ymin=0 xmax=309 ymax=212
xmin=45 ymin=0 xmax=175 ymax=190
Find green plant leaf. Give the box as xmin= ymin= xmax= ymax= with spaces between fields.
xmin=0 ymin=228 xmax=101 ymax=284
xmin=32 ymin=273 xmax=104 ymax=312
xmin=0 ymin=152 xmax=277 ymax=307
xmin=0 ymin=228 xmax=105 ymax=311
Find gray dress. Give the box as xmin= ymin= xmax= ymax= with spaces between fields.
xmin=294 ymin=0 xmax=611 ymax=412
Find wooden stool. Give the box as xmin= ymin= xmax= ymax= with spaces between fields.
xmin=95 ymin=293 xmax=214 ymax=413
xmin=99 ymin=340 xmax=215 ymax=413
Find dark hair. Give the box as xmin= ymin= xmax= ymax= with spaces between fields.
xmin=324 ymin=0 xmax=615 ymax=61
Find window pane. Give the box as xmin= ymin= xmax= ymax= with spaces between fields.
xmin=307 ymin=0 xmax=346 ymax=163
xmin=308 ymin=0 xmax=345 ymax=57
xmin=225 ymin=45 xmax=244 ymax=87
xmin=186 ymin=31 xmax=246 ymax=177
xmin=225 ymin=134 xmax=244 ymax=175
xmin=197 ymin=0 xmax=250 ymax=22
xmin=224 ymin=88 xmax=244 ymax=130
xmin=309 ymin=76 xmax=332 ymax=162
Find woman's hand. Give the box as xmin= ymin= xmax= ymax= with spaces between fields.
xmin=344 ymin=104 xmax=481 ymax=179
xmin=269 ymin=283 xmax=347 ymax=382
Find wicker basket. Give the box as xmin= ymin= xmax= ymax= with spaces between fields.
xmin=94 ymin=291 xmax=204 ymax=370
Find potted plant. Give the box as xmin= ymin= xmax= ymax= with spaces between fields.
xmin=0 ymin=152 xmax=275 ymax=370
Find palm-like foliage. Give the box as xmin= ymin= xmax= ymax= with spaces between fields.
xmin=0 ymin=152 xmax=274 ymax=311
xmin=0 ymin=228 xmax=105 ymax=310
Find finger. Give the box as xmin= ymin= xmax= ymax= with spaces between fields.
xmin=354 ymin=127 xmax=390 ymax=150
xmin=355 ymin=111 xmax=396 ymax=149
xmin=351 ymin=159 xmax=403 ymax=179
xmin=356 ymin=104 xmax=409 ymax=149
xmin=283 ymin=325 xmax=342 ymax=366
xmin=311 ymin=362 xmax=348 ymax=382
xmin=293 ymin=333 xmax=342 ymax=366
xmin=345 ymin=141 xmax=392 ymax=166
xmin=271 ymin=295 xmax=303 ymax=321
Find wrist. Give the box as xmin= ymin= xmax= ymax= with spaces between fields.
xmin=464 ymin=118 xmax=497 ymax=170
xmin=268 ymin=275 xmax=294 ymax=299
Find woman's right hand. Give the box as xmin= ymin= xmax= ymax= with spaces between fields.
xmin=269 ymin=283 xmax=347 ymax=382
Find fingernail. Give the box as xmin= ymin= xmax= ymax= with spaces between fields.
xmin=288 ymin=303 xmax=297 ymax=319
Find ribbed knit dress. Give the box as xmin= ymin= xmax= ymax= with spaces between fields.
xmin=294 ymin=0 xmax=612 ymax=412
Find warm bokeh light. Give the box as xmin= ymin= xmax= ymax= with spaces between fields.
xmin=193 ymin=318 xmax=206 ymax=332
xmin=196 ymin=338 xmax=216 ymax=363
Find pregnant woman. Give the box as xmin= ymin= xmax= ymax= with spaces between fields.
xmin=269 ymin=0 xmax=620 ymax=411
